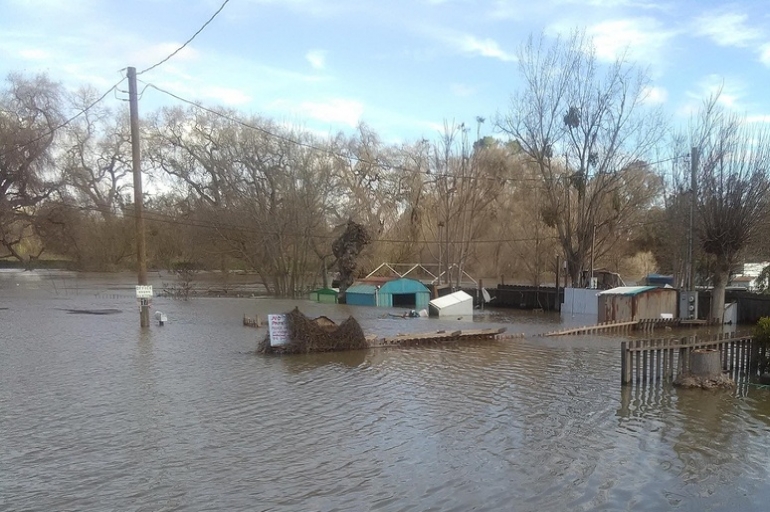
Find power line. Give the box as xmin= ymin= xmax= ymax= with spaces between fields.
xmin=145 ymin=82 xmax=683 ymax=186
xmin=146 ymin=81 xmax=530 ymax=182
xmin=137 ymin=0 xmax=231 ymax=76
xmin=0 ymin=77 xmax=126 ymax=160
xmin=144 ymin=82 xmax=401 ymax=170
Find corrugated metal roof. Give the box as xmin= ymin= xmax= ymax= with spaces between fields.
xmin=380 ymin=278 xmax=430 ymax=294
xmin=346 ymin=283 xmax=378 ymax=295
xmin=598 ymin=286 xmax=659 ymax=296
xmin=311 ymin=287 xmax=338 ymax=295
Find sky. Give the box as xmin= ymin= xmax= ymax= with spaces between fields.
xmin=1 ymin=0 xmax=769 ymax=143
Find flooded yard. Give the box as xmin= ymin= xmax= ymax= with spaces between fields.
xmin=2 ymin=270 xmax=770 ymax=511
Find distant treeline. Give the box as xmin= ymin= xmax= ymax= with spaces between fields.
xmin=2 ymin=31 xmax=770 ymax=306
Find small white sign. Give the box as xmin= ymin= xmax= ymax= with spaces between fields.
xmin=136 ymin=285 xmax=154 ymax=298
xmin=268 ymin=314 xmax=290 ymax=347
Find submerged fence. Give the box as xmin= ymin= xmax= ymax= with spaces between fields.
xmin=621 ymin=332 xmax=764 ymax=386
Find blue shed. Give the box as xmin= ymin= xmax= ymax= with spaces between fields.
xmin=379 ymin=278 xmax=431 ymax=310
xmin=344 ymin=283 xmax=379 ymax=306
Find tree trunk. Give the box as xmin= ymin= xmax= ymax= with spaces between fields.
xmin=690 ymin=349 xmax=721 ymax=379
xmin=566 ymin=256 xmax=581 ymax=288
xmin=710 ymin=268 xmax=728 ymax=324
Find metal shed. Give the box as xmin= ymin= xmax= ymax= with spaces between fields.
xmin=379 ymin=278 xmax=431 ymax=309
xmin=344 ymin=283 xmax=380 ymax=307
xmin=429 ymin=290 xmax=474 ymax=319
xmin=598 ymin=286 xmax=678 ymax=323
xmin=344 ymin=278 xmax=431 ymax=309
xmin=308 ymin=287 xmax=339 ymax=304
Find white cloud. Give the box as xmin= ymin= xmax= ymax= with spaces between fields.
xmin=694 ymin=11 xmax=763 ymax=48
xmin=130 ymin=42 xmax=199 ymax=70
xmin=450 ymin=83 xmax=476 ymax=97
xmin=305 ymin=49 xmax=326 ymax=70
xmin=678 ymin=75 xmax=746 ymax=117
xmin=584 ymin=17 xmax=676 ymax=64
xmin=695 ymin=75 xmax=743 ymax=109
xmin=423 ymin=25 xmax=516 ymax=61
xmin=8 ymin=0 xmax=95 ymax=15
xmin=298 ymin=98 xmax=364 ymax=127
xmin=569 ymin=0 xmax=668 ymax=7
xmin=761 ymin=44 xmax=770 ymax=66
xmin=150 ymin=78 xmax=252 ymax=107
xmin=18 ymin=48 xmax=50 ymax=60
xmin=462 ymin=35 xmax=515 ymax=61
xmin=693 ymin=10 xmax=770 ymax=70
xmin=202 ymin=86 xmax=252 ymax=106
xmin=490 ymin=0 xmax=668 ymax=21
xmin=241 ymin=0 xmax=347 ymax=17
xmin=641 ymin=85 xmax=667 ymax=105
xmin=746 ymin=114 xmax=770 ymax=124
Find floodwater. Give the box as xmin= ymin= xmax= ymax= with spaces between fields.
xmin=2 ymin=270 xmax=770 ymax=512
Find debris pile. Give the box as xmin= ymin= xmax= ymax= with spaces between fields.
xmin=673 ymin=373 xmax=735 ymax=389
xmin=257 ymin=308 xmax=368 ymax=355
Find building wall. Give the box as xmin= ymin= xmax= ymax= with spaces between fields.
xmin=380 ymin=278 xmax=431 ymax=310
xmin=318 ymin=293 xmax=338 ymax=304
xmin=599 ymin=295 xmax=633 ymax=323
xmin=379 ymin=291 xmax=430 ymax=309
xmin=636 ymin=290 xmax=677 ymax=319
xmin=598 ymin=289 xmax=678 ymax=322
xmin=563 ymin=288 xmax=600 ymax=317
xmin=345 ymin=292 xmax=376 ymax=307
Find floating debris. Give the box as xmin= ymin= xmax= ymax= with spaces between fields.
xmin=255 ymin=308 xmax=521 ymax=356
xmin=59 ymin=308 xmax=122 ymax=316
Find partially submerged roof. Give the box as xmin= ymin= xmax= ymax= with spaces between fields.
xmin=598 ymin=286 xmax=667 ymax=296
xmin=346 ymin=283 xmax=378 ymax=295
xmin=430 ymin=290 xmax=473 ymax=309
xmin=380 ymin=277 xmax=430 ymax=294
xmin=311 ymin=287 xmax=339 ymax=295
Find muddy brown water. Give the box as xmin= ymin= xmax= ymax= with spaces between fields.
xmin=2 ymin=270 xmax=770 ymax=511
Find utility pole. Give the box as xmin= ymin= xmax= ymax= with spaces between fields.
xmin=688 ymin=146 xmax=699 ymax=291
xmin=590 ymin=223 xmax=596 ymax=288
xmin=555 ymin=254 xmax=561 ymax=311
xmin=128 ymin=67 xmax=150 ymax=327
xmin=438 ymin=220 xmax=443 ymax=286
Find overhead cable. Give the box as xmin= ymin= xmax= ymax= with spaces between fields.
xmin=137 ymin=0 xmax=231 ymax=76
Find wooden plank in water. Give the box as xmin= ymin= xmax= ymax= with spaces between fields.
xmin=371 ymin=328 xmax=508 ymax=348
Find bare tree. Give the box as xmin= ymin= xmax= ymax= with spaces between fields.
xmin=0 ymin=74 xmax=62 ymax=264
xmin=61 ymin=89 xmax=132 ymax=219
xmin=689 ymin=97 xmax=770 ymax=321
xmin=146 ymin=106 xmax=339 ymax=296
xmin=497 ymin=30 xmax=665 ymax=285
xmin=37 ymin=89 xmax=136 ymax=269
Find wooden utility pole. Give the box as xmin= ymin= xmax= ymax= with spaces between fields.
xmin=438 ymin=220 xmax=444 ymax=286
xmin=128 ymin=67 xmax=150 ymax=327
xmin=590 ymin=223 xmax=596 ymax=288
xmin=555 ymin=255 xmax=561 ymax=311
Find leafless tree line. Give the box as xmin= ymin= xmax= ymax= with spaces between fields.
xmin=2 ymin=31 xmax=769 ymax=311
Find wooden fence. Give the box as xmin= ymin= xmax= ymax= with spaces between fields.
xmin=543 ymin=320 xmax=638 ymax=337
xmin=543 ymin=318 xmax=681 ymax=337
xmin=621 ymin=332 xmax=763 ymax=386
